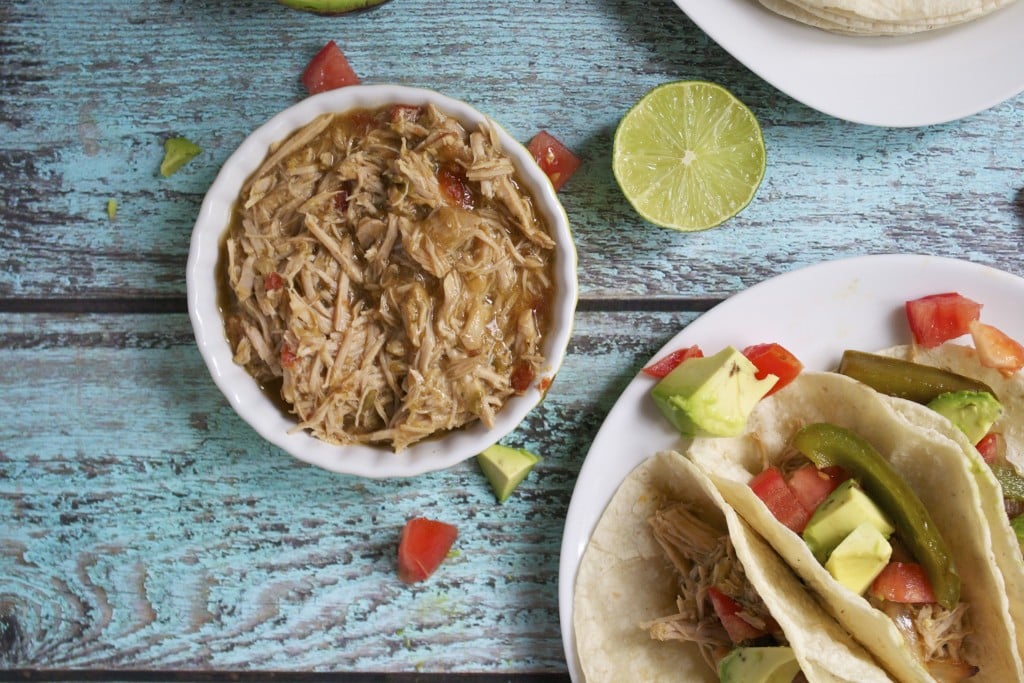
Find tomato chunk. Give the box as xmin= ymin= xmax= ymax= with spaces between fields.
xmin=397 ymin=517 xmax=458 ymax=584
xmin=706 ymin=586 xmax=769 ymax=644
xmin=969 ymin=320 xmax=1024 ymax=377
xmin=742 ymin=343 xmax=803 ymax=396
xmin=438 ymin=163 xmax=474 ymax=210
xmin=905 ymin=293 xmax=982 ymax=348
xmin=301 ymin=40 xmax=360 ymax=95
xmin=641 ymin=345 xmax=704 ymax=379
xmin=869 ymin=562 xmax=937 ymax=604
xmin=526 ymin=130 xmax=581 ymax=192
xmin=975 ymin=432 xmax=1000 ymax=464
xmin=786 ymin=464 xmax=845 ymax=513
xmin=749 ymin=466 xmax=811 ymax=533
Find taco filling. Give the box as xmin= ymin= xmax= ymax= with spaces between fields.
xmin=753 ymin=425 xmax=977 ymax=681
xmin=685 ymin=371 xmax=1024 ymax=683
xmin=644 ymin=502 xmax=787 ymax=672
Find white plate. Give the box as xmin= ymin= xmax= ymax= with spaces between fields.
xmin=674 ymin=0 xmax=1024 ymax=126
xmin=558 ymin=253 xmax=1024 ymax=681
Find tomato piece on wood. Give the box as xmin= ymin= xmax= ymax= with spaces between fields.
xmin=969 ymin=320 xmax=1024 ymax=376
xmin=397 ymin=517 xmax=458 ymax=584
xmin=526 ymin=130 xmax=581 ymax=192
xmin=742 ymin=343 xmax=803 ymax=396
xmin=301 ymin=40 xmax=360 ymax=95
xmin=905 ymin=293 xmax=982 ymax=348
xmin=706 ymin=587 xmax=769 ymax=643
xmin=786 ymin=464 xmax=844 ymax=513
xmin=869 ymin=562 xmax=937 ymax=604
xmin=641 ymin=345 xmax=704 ymax=379
xmin=749 ymin=466 xmax=812 ymax=533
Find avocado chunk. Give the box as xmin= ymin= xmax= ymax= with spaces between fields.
xmin=926 ymin=390 xmax=1003 ymax=445
xmin=651 ymin=346 xmax=777 ymax=438
xmin=477 ymin=444 xmax=540 ymax=503
xmin=802 ymin=479 xmax=894 ymax=563
xmin=792 ymin=422 xmax=961 ymax=610
xmin=277 ymin=0 xmax=390 ymax=13
xmin=718 ymin=646 xmax=801 ymax=683
xmin=824 ymin=522 xmax=892 ymax=595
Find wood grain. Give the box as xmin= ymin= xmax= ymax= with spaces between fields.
xmin=0 ymin=310 xmax=696 ymax=673
xmin=2 ymin=1 xmax=1021 ymax=303
xmin=2 ymin=0 xmax=1023 ymax=678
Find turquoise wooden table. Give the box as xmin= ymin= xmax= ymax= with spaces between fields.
xmin=2 ymin=0 xmax=1023 ymax=680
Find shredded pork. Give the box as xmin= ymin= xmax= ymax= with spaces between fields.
xmin=644 ymin=502 xmax=782 ymax=672
xmin=223 ymin=103 xmax=555 ymax=451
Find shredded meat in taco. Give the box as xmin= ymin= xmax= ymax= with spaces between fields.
xmin=222 ymin=103 xmax=555 ymax=451
xmin=645 ymin=502 xmax=783 ymax=672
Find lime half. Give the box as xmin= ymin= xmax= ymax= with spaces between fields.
xmin=613 ymin=81 xmax=766 ymax=232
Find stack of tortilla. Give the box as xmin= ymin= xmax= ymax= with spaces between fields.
xmin=759 ymin=0 xmax=1017 ymax=34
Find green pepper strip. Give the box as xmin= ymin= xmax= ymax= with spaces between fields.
xmin=837 ymin=350 xmax=994 ymax=404
xmin=792 ymin=422 xmax=960 ymax=610
xmin=993 ymin=465 xmax=1024 ymax=502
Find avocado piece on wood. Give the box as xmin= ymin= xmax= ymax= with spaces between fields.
xmin=277 ymin=0 xmax=390 ymax=14
xmin=478 ymin=444 xmax=540 ymax=503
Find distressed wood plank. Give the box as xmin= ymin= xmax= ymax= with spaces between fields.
xmin=0 ymin=310 xmax=697 ymax=672
xmin=1 ymin=0 xmax=1021 ymax=303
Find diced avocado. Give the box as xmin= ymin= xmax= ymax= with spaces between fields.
xmin=651 ymin=346 xmax=777 ymax=438
xmin=926 ymin=390 xmax=1003 ymax=445
xmin=792 ymin=422 xmax=960 ymax=610
xmin=718 ymin=646 xmax=801 ymax=683
xmin=802 ymin=479 xmax=894 ymax=563
xmin=160 ymin=136 xmax=201 ymax=177
xmin=277 ymin=0 xmax=390 ymax=13
xmin=824 ymin=522 xmax=892 ymax=595
xmin=477 ymin=444 xmax=540 ymax=503
xmin=1010 ymin=515 xmax=1024 ymax=551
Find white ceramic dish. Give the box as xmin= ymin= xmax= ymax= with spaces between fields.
xmin=558 ymin=253 xmax=1024 ymax=681
xmin=186 ymin=85 xmax=578 ymax=478
xmin=674 ymin=0 xmax=1024 ymax=127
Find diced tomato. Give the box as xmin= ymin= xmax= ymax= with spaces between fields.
xmin=742 ymin=343 xmax=803 ymax=396
xmin=749 ymin=466 xmax=812 ymax=533
xmin=437 ymin=163 xmax=474 ymax=210
xmin=976 ymin=432 xmax=1000 ymax=464
xmin=263 ymin=272 xmax=284 ymax=291
xmin=706 ymin=586 xmax=769 ymax=644
xmin=641 ymin=345 xmax=704 ymax=379
xmin=510 ymin=360 xmax=535 ymax=393
xmin=526 ymin=130 xmax=581 ymax=192
xmin=300 ymin=40 xmax=360 ymax=95
xmin=786 ymin=464 xmax=843 ymax=513
xmin=905 ymin=293 xmax=982 ymax=348
xmin=281 ymin=345 xmax=298 ymax=369
xmin=969 ymin=320 xmax=1024 ymax=377
xmin=869 ymin=562 xmax=937 ymax=604
xmin=397 ymin=517 xmax=458 ymax=584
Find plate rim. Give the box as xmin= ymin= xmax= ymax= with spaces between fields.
xmin=673 ymin=0 xmax=1024 ymax=127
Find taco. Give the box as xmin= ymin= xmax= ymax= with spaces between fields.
xmin=757 ymin=0 xmax=1016 ymax=35
xmin=572 ymin=450 xmax=894 ymax=683
xmin=686 ymin=371 xmax=1023 ymax=682
xmin=856 ymin=344 xmax=1024 ymax=648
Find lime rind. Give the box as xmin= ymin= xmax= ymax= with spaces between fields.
xmin=612 ymin=81 xmax=766 ymax=232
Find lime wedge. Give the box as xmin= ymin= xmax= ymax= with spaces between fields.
xmin=612 ymin=81 xmax=766 ymax=231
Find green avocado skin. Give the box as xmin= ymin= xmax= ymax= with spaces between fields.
xmin=277 ymin=0 xmax=390 ymax=14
